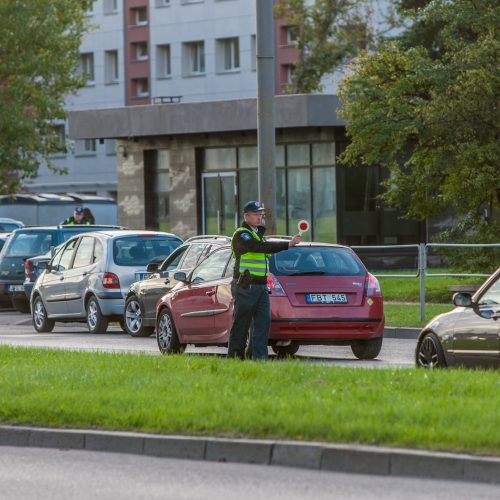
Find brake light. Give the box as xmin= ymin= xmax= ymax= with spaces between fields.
xmin=364 ymin=273 xmax=382 ymax=297
xmin=24 ymin=260 xmax=30 ymax=280
xmin=267 ymin=273 xmax=287 ymax=296
xmin=102 ymin=272 xmax=120 ymax=289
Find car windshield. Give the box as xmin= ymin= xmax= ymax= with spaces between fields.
xmin=269 ymin=247 xmax=366 ymax=277
xmin=0 ymin=223 xmax=21 ymax=232
xmin=4 ymin=231 xmax=53 ymax=258
xmin=113 ymin=236 xmax=181 ymax=266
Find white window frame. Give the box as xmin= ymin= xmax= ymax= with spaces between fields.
xmin=156 ymin=44 xmax=171 ymax=79
xmin=79 ymin=53 xmax=95 ymax=85
xmin=104 ymin=50 xmax=119 ymax=84
xmin=133 ymin=42 xmax=148 ymax=61
xmin=183 ymin=41 xmax=205 ymax=76
xmin=155 ymin=0 xmax=171 ymax=6
xmin=75 ymin=139 xmax=97 ymax=157
xmin=217 ymin=37 xmax=240 ymax=73
xmin=103 ymin=0 xmax=118 ymax=14
xmin=134 ymin=78 xmax=149 ymax=98
xmin=132 ymin=6 xmax=148 ymax=26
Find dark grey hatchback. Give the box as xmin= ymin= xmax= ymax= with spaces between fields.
xmin=416 ymin=268 xmax=500 ymax=369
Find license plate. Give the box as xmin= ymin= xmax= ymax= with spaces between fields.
xmin=9 ymin=285 xmax=24 ymax=293
xmin=306 ymin=293 xmax=348 ymax=304
xmin=135 ymin=272 xmax=151 ymax=281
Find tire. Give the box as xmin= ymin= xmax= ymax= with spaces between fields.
xmin=32 ymin=296 xmax=55 ymax=333
xmin=12 ymin=297 xmax=31 ymax=314
xmin=351 ymin=337 xmax=383 ymax=360
xmin=86 ymin=296 xmax=109 ymax=334
xmin=416 ymin=332 xmax=447 ymax=368
xmin=156 ymin=309 xmax=185 ymax=354
xmin=271 ymin=343 xmax=299 ymax=357
xmin=124 ymin=296 xmax=154 ymax=337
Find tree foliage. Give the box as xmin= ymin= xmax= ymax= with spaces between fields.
xmin=338 ymin=0 xmax=500 ymax=242
xmin=274 ymin=0 xmax=371 ymax=93
xmin=0 ymin=0 xmax=92 ymax=194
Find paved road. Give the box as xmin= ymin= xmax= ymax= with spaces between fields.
xmin=1 ymin=446 xmax=498 ymax=500
xmin=0 ymin=309 xmax=416 ymax=367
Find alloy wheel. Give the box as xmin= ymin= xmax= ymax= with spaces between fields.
xmin=33 ymin=300 xmax=46 ymax=329
xmin=125 ymin=299 xmax=142 ymax=334
xmin=418 ymin=336 xmax=440 ymax=368
xmin=87 ymin=300 xmax=98 ymax=330
xmin=157 ymin=312 xmax=173 ymax=350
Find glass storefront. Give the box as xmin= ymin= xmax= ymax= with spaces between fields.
xmin=199 ymin=143 xmax=337 ymax=241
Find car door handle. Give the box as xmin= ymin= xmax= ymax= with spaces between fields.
xmin=206 ymin=289 xmax=216 ymax=296
xmin=164 ymin=279 xmax=170 ymax=284
xmin=59 ymin=276 xmax=64 ymax=281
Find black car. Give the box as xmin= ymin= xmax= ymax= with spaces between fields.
xmin=123 ymin=235 xmax=230 ymax=337
xmin=0 ymin=224 xmax=125 ymax=313
xmin=416 ymin=268 xmax=500 ymax=369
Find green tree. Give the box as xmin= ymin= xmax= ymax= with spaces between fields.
xmin=274 ymin=0 xmax=371 ymax=93
xmin=338 ymin=0 xmax=500 ymax=248
xmin=0 ymin=0 xmax=93 ymax=194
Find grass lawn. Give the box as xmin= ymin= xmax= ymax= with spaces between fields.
xmin=1 ymin=346 xmax=499 ymax=456
xmin=384 ymin=303 xmax=453 ymax=328
xmin=377 ymin=273 xmax=485 ymax=303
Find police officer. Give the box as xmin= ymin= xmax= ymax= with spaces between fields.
xmin=228 ymin=200 xmax=301 ymax=360
xmin=60 ymin=207 xmax=90 ymax=225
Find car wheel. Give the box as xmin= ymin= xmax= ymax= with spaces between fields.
xmin=156 ymin=309 xmax=185 ymax=354
xmin=271 ymin=343 xmax=299 ymax=357
xmin=416 ymin=332 xmax=447 ymax=368
xmin=351 ymin=337 xmax=383 ymax=360
xmin=86 ymin=296 xmax=109 ymax=334
xmin=124 ymin=296 xmax=154 ymax=337
xmin=12 ymin=297 xmax=31 ymax=314
xmin=32 ymin=296 xmax=55 ymax=333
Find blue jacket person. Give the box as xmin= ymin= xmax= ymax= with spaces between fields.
xmin=228 ymin=201 xmax=301 ymax=360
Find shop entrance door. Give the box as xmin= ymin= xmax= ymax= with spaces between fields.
xmin=201 ymin=173 xmax=237 ymax=236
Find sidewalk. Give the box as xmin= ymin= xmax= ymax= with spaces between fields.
xmin=1 ymin=425 xmax=498 ymax=484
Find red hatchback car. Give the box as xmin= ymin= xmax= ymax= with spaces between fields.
xmin=156 ymin=241 xmax=384 ymax=359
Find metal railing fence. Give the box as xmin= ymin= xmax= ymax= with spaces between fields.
xmin=352 ymin=243 xmax=499 ymax=321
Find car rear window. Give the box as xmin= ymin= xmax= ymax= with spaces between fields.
xmin=269 ymin=247 xmax=366 ymax=276
xmin=4 ymin=231 xmax=54 ymax=258
xmin=113 ymin=236 xmax=182 ymax=266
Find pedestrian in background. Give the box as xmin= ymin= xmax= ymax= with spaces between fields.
xmin=60 ymin=207 xmax=90 ymax=225
xmin=82 ymin=207 xmax=95 ymax=224
xmin=228 ymin=200 xmax=301 ymax=360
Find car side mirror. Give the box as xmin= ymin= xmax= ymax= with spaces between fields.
xmin=453 ymin=292 xmax=473 ymax=307
xmin=146 ymin=262 xmax=159 ymax=273
xmin=173 ymin=271 xmax=189 ymax=283
xmin=37 ymin=261 xmax=49 ymax=271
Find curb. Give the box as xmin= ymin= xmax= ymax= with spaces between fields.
xmin=0 ymin=425 xmax=498 ymax=484
xmin=384 ymin=326 xmax=420 ymax=339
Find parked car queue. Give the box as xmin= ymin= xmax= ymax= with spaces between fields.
xmin=3 ymin=223 xmax=497 ymax=368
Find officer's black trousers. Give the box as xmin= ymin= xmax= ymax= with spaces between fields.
xmin=227 ymin=280 xmax=270 ymax=360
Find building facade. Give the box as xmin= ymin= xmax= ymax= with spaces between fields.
xmin=69 ymin=95 xmax=423 ymax=244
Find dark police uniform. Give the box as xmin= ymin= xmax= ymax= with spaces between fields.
xmin=228 ymin=221 xmax=289 ymax=360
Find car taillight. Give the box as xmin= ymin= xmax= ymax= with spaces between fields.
xmin=103 ymin=272 xmax=120 ymax=289
xmin=364 ymin=273 xmax=382 ymax=297
xmin=267 ymin=273 xmax=287 ymax=296
xmin=24 ymin=260 xmax=30 ymax=280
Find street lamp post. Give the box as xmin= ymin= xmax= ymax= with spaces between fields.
xmin=256 ymin=0 xmax=277 ymax=234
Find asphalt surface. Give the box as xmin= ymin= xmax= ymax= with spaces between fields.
xmin=1 ymin=446 xmax=499 ymax=500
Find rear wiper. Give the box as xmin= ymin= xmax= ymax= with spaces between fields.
xmin=288 ymin=271 xmax=326 ymax=276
